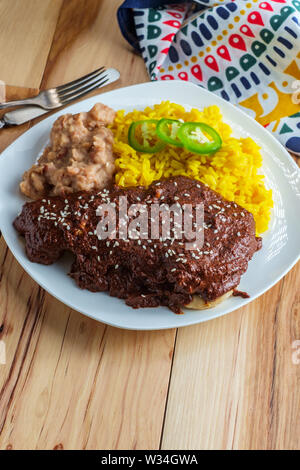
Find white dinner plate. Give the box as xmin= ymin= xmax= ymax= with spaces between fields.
xmin=0 ymin=81 xmax=300 ymax=330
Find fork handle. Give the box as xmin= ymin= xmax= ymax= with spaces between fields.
xmin=0 ymin=97 xmax=41 ymax=110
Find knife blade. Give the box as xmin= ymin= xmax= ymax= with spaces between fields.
xmin=0 ymin=105 xmax=47 ymax=127
xmin=0 ymin=68 xmax=120 ymax=128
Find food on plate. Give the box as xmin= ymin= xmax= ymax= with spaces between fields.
xmin=19 ymin=101 xmax=273 ymax=235
xmin=187 ymin=290 xmax=233 ymax=310
xmin=15 ymin=100 xmax=273 ymax=313
xmin=128 ymin=118 xmax=222 ymax=154
xmin=110 ymin=102 xmax=273 ymax=234
xmin=128 ymin=120 xmax=167 ymax=153
xmin=14 ymin=176 xmax=261 ymax=313
xmin=156 ymin=118 xmax=184 ymax=147
xmin=20 ymin=103 xmax=116 ymax=200
xmin=177 ymin=122 xmax=222 ymax=154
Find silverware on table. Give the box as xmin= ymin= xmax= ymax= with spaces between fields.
xmin=0 ymin=67 xmax=120 ymax=128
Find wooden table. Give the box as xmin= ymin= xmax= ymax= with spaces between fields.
xmin=0 ymin=0 xmax=299 ymax=451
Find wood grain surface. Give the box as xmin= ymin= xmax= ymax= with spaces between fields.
xmin=0 ymin=85 xmax=39 ymax=152
xmin=0 ymin=0 xmax=299 ymax=450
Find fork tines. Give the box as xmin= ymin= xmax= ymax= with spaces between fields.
xmin=56 ymin=67 xmax=109 ymax=105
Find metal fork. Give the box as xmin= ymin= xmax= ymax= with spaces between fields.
xmin=0 ymin=67 xmax=119 ymax=111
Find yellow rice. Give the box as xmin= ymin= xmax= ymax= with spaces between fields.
xmin=109 ymin=101 xmax=273 ymax=235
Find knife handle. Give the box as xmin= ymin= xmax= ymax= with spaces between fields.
xmin=0 ymin=105 xmax=47 ymax=127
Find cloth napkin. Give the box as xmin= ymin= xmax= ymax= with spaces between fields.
xmin=118 ymin=0 xmax=300 ymax=155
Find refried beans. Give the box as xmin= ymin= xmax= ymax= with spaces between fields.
xmin=20 ymin=103 xmax=116 ymax=200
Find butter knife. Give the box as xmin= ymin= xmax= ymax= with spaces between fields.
xmin=0 ymin=68 xmax=120 ymax=128
xmin=0 ymin=105 xmax=47 ymax=128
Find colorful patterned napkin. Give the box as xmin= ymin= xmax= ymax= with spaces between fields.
xmin=118 ymin=0 xmax=300 ymax=154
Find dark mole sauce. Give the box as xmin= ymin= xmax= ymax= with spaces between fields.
xmin=14 ymin=176 xmax=261 ymax=313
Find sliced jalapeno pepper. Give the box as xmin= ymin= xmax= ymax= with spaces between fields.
xmin=156 ymin=118 xmax=184 ymax=147
xmin=177 ymin=122 xmax=222 ymax=154
xmin=128 ymin=119 xmax=166 ymax=153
